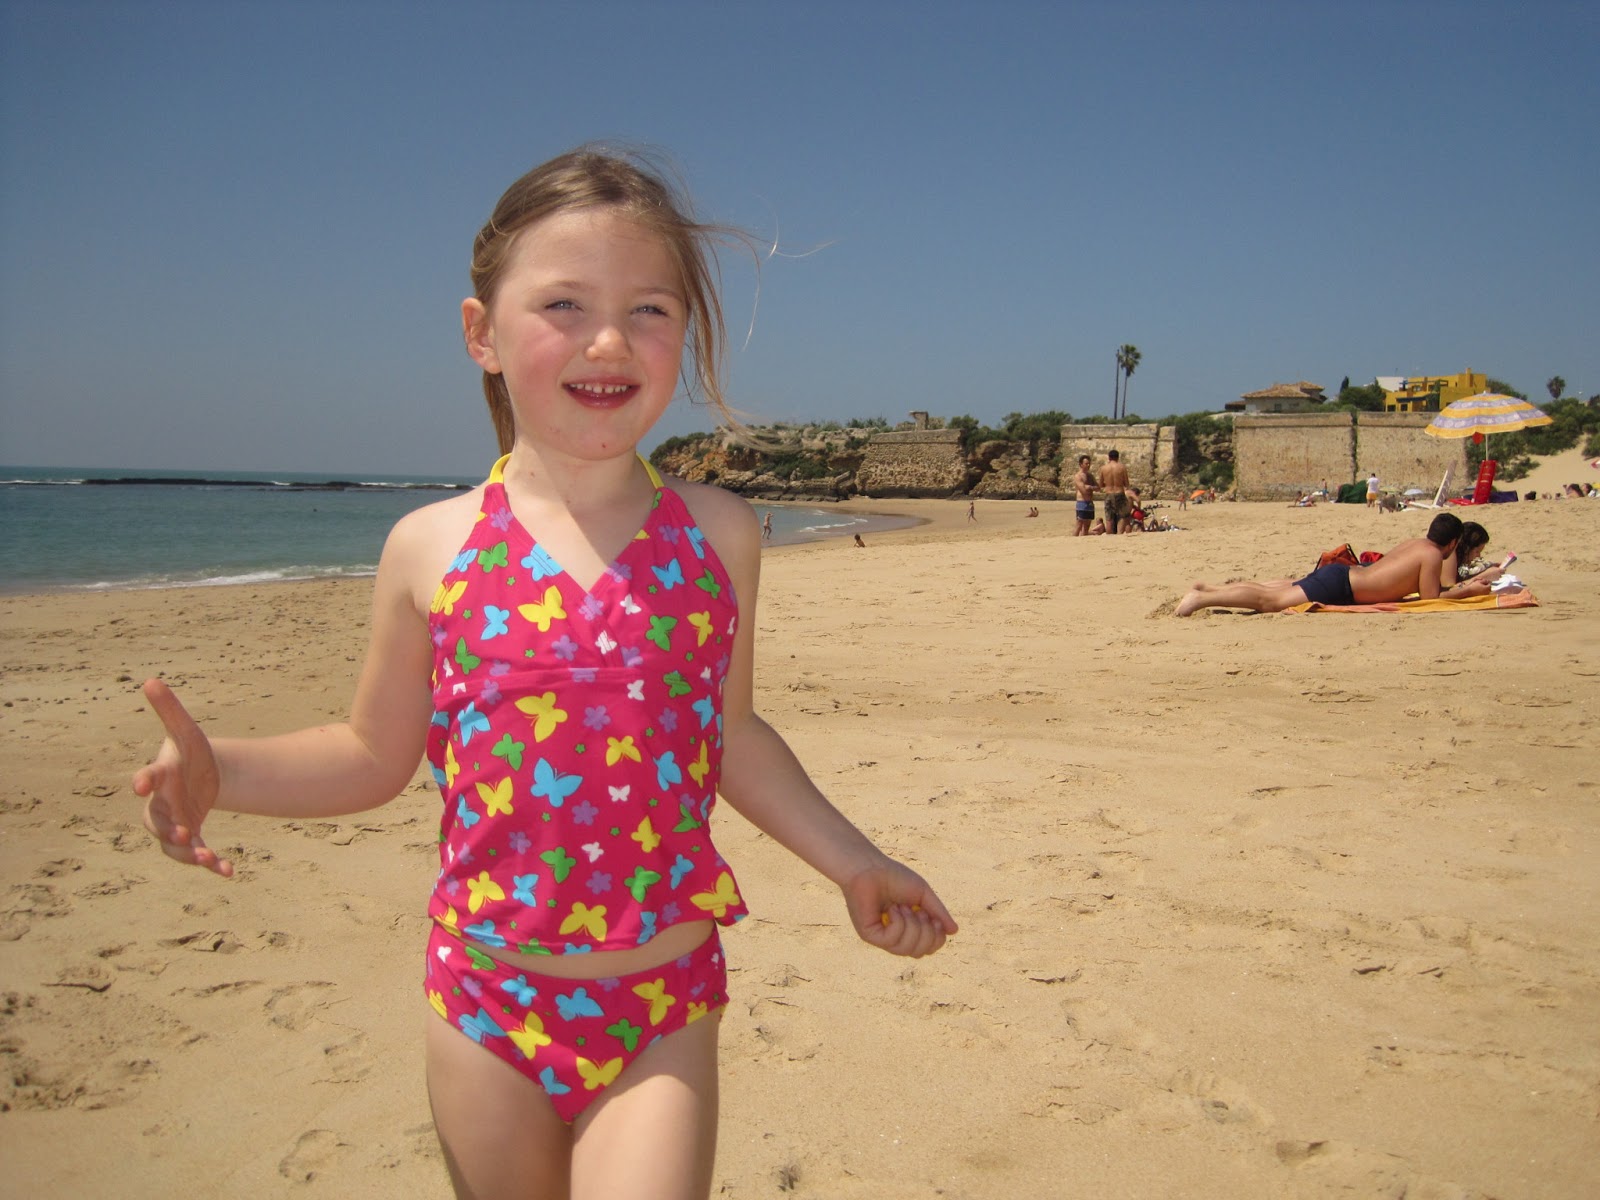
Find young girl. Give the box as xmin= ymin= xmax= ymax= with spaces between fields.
xmin=133 ymin=147 xmax=956 ymax=1200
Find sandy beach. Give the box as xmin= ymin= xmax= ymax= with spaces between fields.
xmin=3 ymin=476 xmax=1597 ymax=1198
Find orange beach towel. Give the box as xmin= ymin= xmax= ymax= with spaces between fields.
xmin=1289 ymin=589 xmax=1538 ymax=614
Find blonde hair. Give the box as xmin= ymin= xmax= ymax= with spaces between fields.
xmin=469 ymin=145 xmax=742 ymax=453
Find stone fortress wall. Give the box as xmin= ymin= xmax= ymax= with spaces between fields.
xmin=851 ymin=413 xmax=1469 ymax=501
xmin=1232 ymin=412 xmax=1468 ymax=501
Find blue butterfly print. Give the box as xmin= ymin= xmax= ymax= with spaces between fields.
xmin=539 ymin=1066 xmax=572 ymax=1097
xmin=651 ymin=559 xmax=685 ymax=590
xmin=463 ymin=919 xmax=506 ymax=948
xmin=455 ymin=796 xmax=479 ymax=830
xmin=430 ymin=763 xmax=448 ymax=787
xmin=457 ymin=702 xmax=490 ymax=746
xmin=691 ymin=696 xmax=715 ymax=729
xmin=521 ymin=545 xmax=562 ymax=580
xmin=512 ymin=873 xmax=539 ymax=905
xmin=431 ymin=710 xmax=450 ymax=728
xmin=449 ymin=548 xmax=477 ymax=574
xmin=530 ymin=758 xmax=583 ymax=807
xmin=561 ymin=943 xmax=592 ymax=955
xmin=501 ymin=974 xmax=538 ymax=1006
xmin=635 ymin=912 xmax=659 ymax=945
xmin=654 ymin=751 xmax=683 ymax=790
xmin=555 ymin=988 xmax=604 ymax=1021
xmin=458 ymin=1007 xmax=507 ymax=1044
xmin=669 ymin=854 xmax=694 ymax=889
xmin=482 ymin=605 xmax=510 ymax=640
xmin=685 ymin=526 xmax=708 ymax=559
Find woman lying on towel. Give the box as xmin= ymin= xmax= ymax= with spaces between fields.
xmin=1175 ymin=513 xmax=1494 ymax=616
xmin=1444 ymin=521 xmax=1509 ymax=588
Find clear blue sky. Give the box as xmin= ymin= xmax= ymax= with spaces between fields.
xmin=2 ymin=0 xmax=1594 ymax=477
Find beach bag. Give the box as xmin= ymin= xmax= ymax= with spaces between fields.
xmin=1316 ymin=543 xmax=1359 ymax=569
xmin=1359 ymin=551 xmax=1384 ymax=564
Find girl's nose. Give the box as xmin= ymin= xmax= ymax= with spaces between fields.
xmin=586 ymin=321 xmax=630 ymax=361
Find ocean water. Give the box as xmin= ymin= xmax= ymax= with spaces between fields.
xmin=0 ymin=465 xmax=882 ymax=592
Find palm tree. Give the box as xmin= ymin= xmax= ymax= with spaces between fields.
xmin=1547 ymin=376 xmax=1566 ymax=402
xmin=1115 ymin=344 xmax=1142 ymax=419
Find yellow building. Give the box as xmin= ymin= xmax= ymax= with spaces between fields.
xmin=1377 ymin=370 xmax=1487 ymax=413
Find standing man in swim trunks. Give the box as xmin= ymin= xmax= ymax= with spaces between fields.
xmin=1174 ymin=513 xmax=1489 ymax=615
xmin=1366 ymin=470 xmax=1380 ymax=508
xmin=1100 ymin=449 xmax=1132 ymax=534
xmin=1073 ymin=454 xmax=1097 ymax=536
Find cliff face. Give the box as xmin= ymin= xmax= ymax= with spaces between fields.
xmin=652 ymin=427 xmax=1069 ymax=500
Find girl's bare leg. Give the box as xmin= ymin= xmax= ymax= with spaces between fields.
xmin=571 ymin=1012 xmax=722 ymax=1200
xmin=426 ymin=1013 xmax=573 ymax=1200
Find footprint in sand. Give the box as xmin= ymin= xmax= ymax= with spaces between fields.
xmin=278 ymin=1128 xmax=350 ymax=1183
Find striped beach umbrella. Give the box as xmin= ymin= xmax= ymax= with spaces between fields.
xmin=1424 ymin=393 xmax=1553 ymax=441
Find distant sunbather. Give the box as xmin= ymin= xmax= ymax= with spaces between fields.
xmin=1175 ymin=513 xmax=1489 ymax=616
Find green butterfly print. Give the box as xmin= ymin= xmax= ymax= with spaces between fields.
xmin=479 ymin=541 xmax=509 ymax=572
xmin=465 ymin=945 xmax=498 ymax=971
xmin=455 ymin=637 xmax=481 ymax=673
xmin=541 ymin=847 xmax=576 ymax=884
xmin=607 ymin=1017 xmax=643 ymax=1052
xmin=625 ymin=867 xmax=662 ymax=901
xmin=674 ymin=799 xmax=703 ymax=832
xmin=491 ymin=734 xmax=525 ymax=770
xmin=646 ymin=614 xmax=678 ymax=651
xmin=663 ymin=671 xmax=691 ymax=698
xmin=694 ymin=569 xmax=721 ymax=598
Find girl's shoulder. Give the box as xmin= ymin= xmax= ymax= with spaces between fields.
xmin=662 ymin=475 xmax=759 ymax=572
xmin=381 ymin=485 xmax=489 ymax=609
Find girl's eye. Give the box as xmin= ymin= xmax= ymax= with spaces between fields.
xmin=635 ymin=303 xmax=670 ymax=317
xmin=545 ymin=299 xmax=577 ymax=311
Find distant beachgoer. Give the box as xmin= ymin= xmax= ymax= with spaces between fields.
xmin=1175 ymin=513 xmax=1487 ymax=615
xmin=967 ymin=500 xmax=976 ymax=522
xmin=1366 ymin=472 xmax=1379 ymax=508
xmin=762 ymin=511 xmax=773 ymax=541
xmin=1072 ymin=455 xmax=1097 ymax=536
xmin=853 ymin=533 xmax=866 ymax=548
xmin=1100 ymin=450 xmax=1132 ymax=533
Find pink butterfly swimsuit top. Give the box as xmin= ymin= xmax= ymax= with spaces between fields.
xmin=425 ymin=456 xmax=748 ymax=956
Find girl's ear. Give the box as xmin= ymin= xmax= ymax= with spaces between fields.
xmin=462 ymin=299 xmax=501 ymax=373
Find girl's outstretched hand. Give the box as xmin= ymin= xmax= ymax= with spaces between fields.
xmin=131 ymin=679 xmax=233 ymax=877
xmin=842 ymin=858 xmax=957 ymax=958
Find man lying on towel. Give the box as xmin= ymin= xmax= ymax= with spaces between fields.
xmin=1176 ymin=513 xmax=1491 ymax=616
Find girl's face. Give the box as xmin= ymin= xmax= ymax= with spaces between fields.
xmin=464 ymin=207 xmax=687 ymax=463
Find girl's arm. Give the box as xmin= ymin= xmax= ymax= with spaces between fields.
xmin=682 ymin=484 xmax=957 ymax=957
xmin=132 ymin=504 xmax=447 ymax=876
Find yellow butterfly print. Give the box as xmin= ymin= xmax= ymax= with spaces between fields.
xmin=576 ymin=1056 xmax=624 ymax=1091
xmin=691 ymin=872 xmax=741 ymax=918
xmin=431 ymin=579 xmax=468 ymax=615
xmin=509 ymin=1012 xmax=553 ymax=1059
xmin=444 ymin=741 xmax=461 ymax=788
xmin=606 ymin=735 xmax=642 ymax=766
xmin=559 ymin=901 xmax=608 ymax=942
xmin=687 ymin=740 xmax=711 ymax=788
xmin=476 ymin=777 xmax=515 ymax=818
xmin=428 ymin=989 xmax=449 ymax=1021
xmin=688 ymin=611 xmax=713 ymax=647
xmin=632 ymin=977 xmax=676 ymax=1026
xmin=686 ymin=1000 xmax=710 ymax=1024
xmin=514 ymin=691 xmax=569 ymax=742
xmin=466 ymin=870 xmax=505 ymax=914
xmin=631 ymin=816 xmax=662 ymax=855
xmin=439 ymin=905 xmax=460 ymax=934
xmin=518 ymin=585 xmax=567 ymax=633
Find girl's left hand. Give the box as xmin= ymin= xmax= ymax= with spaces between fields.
xmin=842 ymin=859 xmax=958 ymax=958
